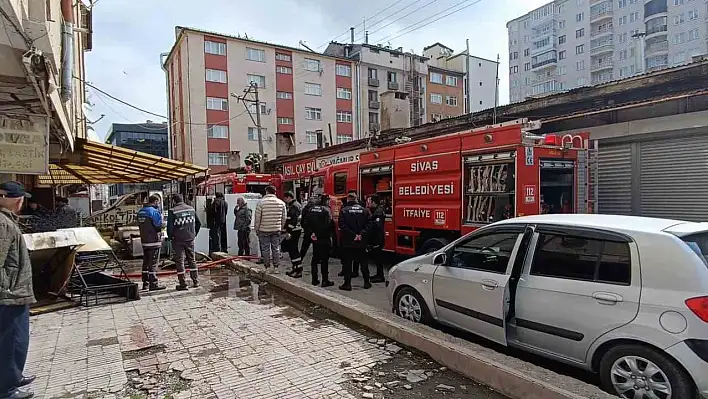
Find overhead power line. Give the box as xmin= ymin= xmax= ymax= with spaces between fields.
xmin=353 ymin=0 xmax=422 ymax=42
xmin=364 ymin=0 xmax=440 ymax=39
xmin=375 ymin=0 xmax=484 ymax=44
xmin=82 ymin=79 xmax=167 ymax=119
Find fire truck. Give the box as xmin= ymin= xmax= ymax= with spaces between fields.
xmin=197 ymin=172 xmax=282 ymax=196
xmin=306 ymin=119 xmax=597 ymax=255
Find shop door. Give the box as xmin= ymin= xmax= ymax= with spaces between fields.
xmin=597 ymin=143 xmax=632 ymax=215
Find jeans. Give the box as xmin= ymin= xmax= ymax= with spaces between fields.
xmin=210 ymin=224 xmax=228 ymax=253
xmin=258 ymin=232 xmax=282 ymax=268
xmin=237 ymin=230 xmax=251 ymax=256
xmin=0 ymin=305 xmax=30 ymax=395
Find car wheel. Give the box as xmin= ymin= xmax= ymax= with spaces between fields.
xmin=394 ymin=287 xmax=431 ymax=325
xmin=419 ymin=238 xmax=449 ymax=255
xmin=598 ymin=343 xmax=696 ymax=399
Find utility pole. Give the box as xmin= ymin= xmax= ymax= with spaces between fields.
xmin=493 ymin=53 xmax=500 ymax=124
xmin=465 ymin=39 xmax=470 ymax=114
xmin=232 ymin=82 xmax=266 ymax=173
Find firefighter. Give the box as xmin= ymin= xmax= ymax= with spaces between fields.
xmin=137 ymin=195 xmax=166 ymax=291
xmin=299 ymin=195 xmax=318 ymax=260
xmin=283 ymin=191 xmax=304 ymax=278
xmin=367 ymin=195 xmax=386 ymax=283
xmin=343 ymin=189 xmax=364 ymax=278
xmin=338 ymin=191 xmax=371 ymax=291
xmin=306 ymin=194 xmax=335 ymax=287
xmin=167 ymin=194 xmax=201 ymax=290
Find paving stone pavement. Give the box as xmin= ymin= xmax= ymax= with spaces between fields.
xmin=25 ymin=276 xmax=395 ymax=399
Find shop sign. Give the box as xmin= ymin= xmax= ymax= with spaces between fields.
xmin=0 ymin=117 xmax=48 ymax=174
xmin=282 ymin=159 xmax=317 ymax=179
xmin=316 ymin=149 xmax=361 ymax=169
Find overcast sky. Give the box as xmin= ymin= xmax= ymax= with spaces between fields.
xmin=85 ymin=0 xmax=549 ymax=141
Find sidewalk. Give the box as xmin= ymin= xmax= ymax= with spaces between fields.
xmin=24 ymin=268 xmax=505 ymax=399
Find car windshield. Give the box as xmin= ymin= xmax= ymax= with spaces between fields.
xmin=679 ymin=232 xmax=708 ymax=267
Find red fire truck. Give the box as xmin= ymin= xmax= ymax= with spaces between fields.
xmin=197 ymin=172 xmax=282 ymax=196
xmin=307 ymin=119 xmax=596 ymax=255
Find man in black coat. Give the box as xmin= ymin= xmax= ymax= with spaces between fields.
xmin=283 ymin=192 xmax=303 ymax=278
xmin=338 ymin=192 xmax=371 ymax=291
xmin=367 ymin=195 xmax=386 ymax=283
xmin=304 ymin=194 xmax=335 ymax=287
xmin=210 ymin=192 xmax=229 ymax=253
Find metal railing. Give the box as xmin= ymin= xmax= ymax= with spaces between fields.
xmin=368 ymin=78 xmax=379 ymax=87
xmin=368 ymin=101 xmax=380 ymax=109
xmin=590 ymin=59 xmax=614 ymax=71
xmin=591 ymin=26 xmax=613 ymax=37
xmin=590 ymin=41 xmax=614 ymax=54
xmin=590 ymin=9 xmax=614 ymax=21
xmin=645 ymin=41 xmax=669 ymax=54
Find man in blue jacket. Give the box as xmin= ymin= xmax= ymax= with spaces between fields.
xmin=137 ymin=195 xmax=166 ymax=291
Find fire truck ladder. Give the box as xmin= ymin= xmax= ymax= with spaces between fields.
xmin=576 ymin=138 xmax=599 ymax=214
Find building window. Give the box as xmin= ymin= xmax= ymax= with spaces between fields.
xmin=446 ymin=76 xmax=458 ymax=86
xmin=524 ymin=62 xmax=531 ymax=71
xmin=305 ymin=130 xmax=318 ymax=144
xmin=688 ymin=28 xmax=699 ymax=41
xmin=305 ymin=107 xmax=322 ymax=120
xmin=336 ymin=111 xmax=352 ymax=123
xmin=336 ymin=87 xmax=352 ymax=100
xmin=205 ymin=69 xmax=227 ymax=83
xmin=559 ymin=20 xmax=566 ymax=28
xmin=559 ymin=35 xmax=566 ymax=44
xmin=246 ymin=47 xmax=265 ymax=62
xmin=430 ymin=93 xmax=443 ymax=104
xmin=275 ymin=53 xmax=291 ymax=61
xmin=388 ymin=71 xmax=397 ymax=83
xmin=577 ymin=76 xmax=587 ymax=85
xmin=445 ymin=96 xmax=458 ymax=106
xmin=576 ymin=60 xmax=585 ymax=70
xmin=368 ymin=68 xmax=378 ymax=79
xmin=576 ymin=28 xmax=585 ymax=38
xmin=524 ymin=48 xmax=530 ymax=56
xmin=559 ymin=50 xmax=566 ymax=60
xmin=618 ymin=15 xmax=627 ymax=25
xmin=688 ymin=10 xmax=699 ymax=20
xmin=576 ymin=44 xmax=584 ymax=54
xmin=304 ymin=82 xmax=322 ymax=96
xmin=277 ymin=117 xmax=293 ymax=125
xmin=336 ymin=135 xmax=353 ymax=144
xmin=276 ymin=66 xmax=292 ymax=74
xmin=277 ymin=91 xmax=293 ymax=99
xmin=204 ymin=41 xmax=226 ymax=55
xmin=369 ymin=112 xmax=379 ymax=124
xmin=576 ymin=12 xmax=584 ymax=22
xmin=336 ymin=64 xmax=352 ymax=76
xmin=207 ymin=124 xmax=228 ymax=139
xmin=208 ymin=152 xmax=228 ymax=165
xmin=368 ymin=90 xmax=378 ymax=102
xmin=247 ymin=127 xmax=265 ymax=141
xmin=206 ymin=97 xmax=228 ymax=111
xmin=430 ymin=72 xmax=443 ymax=84
xmin=510 ymin=65 xmax=519 ymax=74
xmin=247 ymin=74 xmax=266 ymax=88
xmin=304 ymin=58 xmax=321 ymax=72
xmin=248 ymin=102 xmax=267 ymax=114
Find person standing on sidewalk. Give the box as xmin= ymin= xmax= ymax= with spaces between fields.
xmin=367 ymin=195 xmax=386 ymax=283
xmin=254 ymin=186 xmax=287 ymax=273
xmin=137 ymin=195 xmax=166 ymax=291
xmin=167 ymin=194 xmax=201 ymax=291
xmin=283 ymin=192 xmax=303 ymax=278
xmin=234 ymin=197 xmax=252 ymax=256
xmin=0 ymin=182 xmax=36 ymax=399
xmin=210 ymin=192 xmax=229 ymax=253
xmin=299 ymin=195 xmax=317 ymax=260
xmin=305 ymin=194 xmax=335 ymax=287
xmin=338 ymin=192 xmax=371 ymax=291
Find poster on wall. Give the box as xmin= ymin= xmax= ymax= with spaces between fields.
xmin=0 ymin=116 xmax=49 ymax=174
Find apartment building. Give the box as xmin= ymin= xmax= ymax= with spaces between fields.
xmin=325 ymin=42 xmax=428 ymax=137
xmin=422 ymin=43 xmax=498 ymax=117
xmin=507 ymin=0 xmax=707 ymax=103
xmin=164 ymin=27 xmax=357 ymax=172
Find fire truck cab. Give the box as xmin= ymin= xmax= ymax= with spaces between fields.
xmin=307 ymin=119 xmax=595 ymax=256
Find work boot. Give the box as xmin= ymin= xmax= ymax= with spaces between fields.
xmin=192 ymin=280 xmax=200 ymax=288
xmin=370 ymin=275 xmax=385 ymax=283
xmin=339 ymin=283 xmax=352 ymax=291
xmin=1 ymin=388 xmax=34 ymax=399
xmin=363 ymin=282 xmax=372 ymax=289
xmin=149 ymin=282 xmax=166 ymax=291
xmin=291 ymin=268 xmax=303 ymax=279
xmin=176 ymin=275 xmax=188 ymax=291
xmin=321 ymin=280 xmax=334 ymax=288
xmin=142 ymin=282 xmax=149 ymax=291
xmin=311 ymin=279 xmax=320 ymax=286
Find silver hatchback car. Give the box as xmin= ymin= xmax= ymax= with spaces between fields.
xmin=387 ymin=214 xmax=708 ymax=399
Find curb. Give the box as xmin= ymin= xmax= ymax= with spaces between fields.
xmin=216 ymin=254 xmax=614 ymax=399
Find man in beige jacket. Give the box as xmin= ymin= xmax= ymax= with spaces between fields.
xmin=254 ymin=186 xmax=287 ymax=273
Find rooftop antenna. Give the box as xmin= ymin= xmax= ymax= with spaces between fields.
xmin=299 ymin=40 xmax=316 ymax=53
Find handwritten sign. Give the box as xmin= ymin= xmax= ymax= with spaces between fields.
xmin=0 ymin=117 xmax=48 ymax=174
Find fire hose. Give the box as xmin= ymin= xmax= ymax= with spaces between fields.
xmin=120 ymin=255 xmax=260 ymax=279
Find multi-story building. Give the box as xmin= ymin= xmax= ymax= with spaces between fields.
xmin=105 ymin=122 xmax=169 ymax=199
xmin=507 ymin=0 xmax=707 ymax=103
xmin=324 ymin=42 xmax=428 ymax=136
xmin=423 ymin=43 xmax=499 ymax=114
xmin=164 ymin=27 xmax=357 ymax=173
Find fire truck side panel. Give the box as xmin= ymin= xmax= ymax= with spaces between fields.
xmin=359 ymin=147 xmax=395 ymax=165
xmin=460 ymin=124 xmax=524 ymax=151
xmin=394 ymin=135 xmax=461 ymax=159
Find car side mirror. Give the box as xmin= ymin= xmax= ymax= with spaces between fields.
xmin=433 ymin=252 xmax=446 ymax=265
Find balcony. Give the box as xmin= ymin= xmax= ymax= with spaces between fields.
xmin=532 ymin=58 xmax=558 ymax=71
xmin=591 ymin=59 xmax=614 ymax=72
xmin=368 ymin=101 xmax=380 ymax=109
xmin=645 ymin=40 xmax=669 ymax=55
xmin=369 ymin=122 xmax=380 ymax=132
xmin=388 ymin=81 xmax=399 ymax=90
xmin=368 ymin=78 xmax=380 ymax=87
xmin=645 ymin=24 xmax=668 ymax=37
xmin=590 ymin=41 xmax=614 ymax=54
xmin=590 ymin=0 xmax=611 ymax=4
xmin=590 ymin=9 xmax=614 ymax=22
xmin=591 ymin=74 xmax=614 ymax=85
xmin=591 ymin=26 xmax=613 ymax=38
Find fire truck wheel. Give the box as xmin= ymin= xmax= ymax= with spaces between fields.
xmin=419 ymin=238 xmax=450 ymax=255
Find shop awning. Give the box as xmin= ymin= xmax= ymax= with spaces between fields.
xmin=38 ymin=138 xmax=208 ymax=185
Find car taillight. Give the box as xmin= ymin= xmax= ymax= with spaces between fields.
xmin=685 ymin=297 xmax=708 ymax=322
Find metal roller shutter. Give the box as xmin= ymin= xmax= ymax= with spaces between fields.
xmin=640 ymin=136 xmax=708 ymax=222
xmin=598 ymin=143 xmax=632 ymax=215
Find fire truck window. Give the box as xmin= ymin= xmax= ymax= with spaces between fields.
xmin=334 ymin=173 xmax=348 ymax=195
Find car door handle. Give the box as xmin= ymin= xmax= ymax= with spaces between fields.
xmin=593 ymin=292 xmax=623 ymax=305
xmin=481 ymin=279 xmax=498 ymax=290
